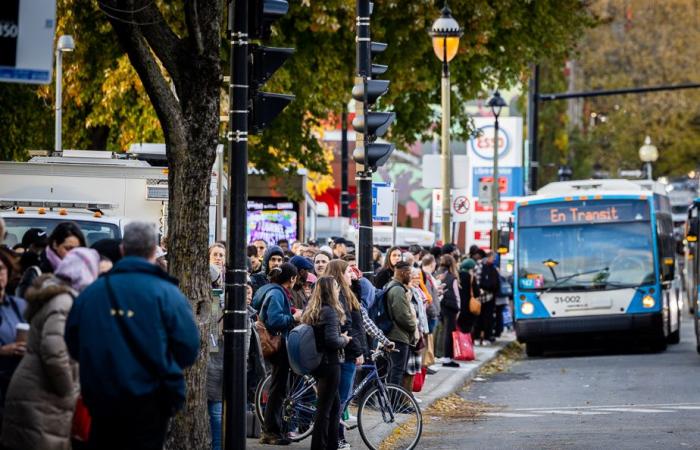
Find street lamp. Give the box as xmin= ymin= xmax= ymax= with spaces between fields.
xmin=639 ymin=136 xmax=658 ymax=180
xmin=430 ymin=2 xmax=462 ymax=245
xmin=487 ymin=90 xmax=507 ymax=251
xmin=55 ymin=34 xmax=75 ymax=153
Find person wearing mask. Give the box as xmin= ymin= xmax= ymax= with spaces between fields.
xmin=476 ymin=252 xmax=500 ymax=346
xmin=1 ymin=248 xmax=99 ymax=450
xmin=65 ymin=222 xmax=199 ymax=450
xmin=0 ymin=252 xmax=27 ymax=413
xmin=252 ymin=263 xmax=301 ymax=445
xmin=289 ymin=255 xmax=314 ymax=309
xmin=458 ymin=258 xmax=480 ymax=338
xmin=438 ymin=254 xmax=461 ymax=367
xmin=16 ymin=222 xmax=86 ymax=298
xmin=384 ymin=261 xmax=417 ymax=385
xmin=250 ymin=245 xmax=285 ymax=293
xmin=301 ymin=277 xmax=350 ymax=450
xmin=253 ymin=239 xmax=268 ymax=259
xmin=326 ymin=260 xmax=367 ymax=450
xmin=374 ymin=246 xmax=402 ymax=290
xmin=314 ymin=251 xmax=331 ymax=277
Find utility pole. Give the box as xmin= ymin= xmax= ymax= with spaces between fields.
xmin=341 ymin=105 xmax=350 ymax=217
xmin=527 ymin=64 xmax=540 ymax=194
xmin=224 ymin=0 xmax=248 ymax=448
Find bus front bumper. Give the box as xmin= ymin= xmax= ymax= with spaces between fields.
xmin=515 ymin=312 xmax=663 ymax=342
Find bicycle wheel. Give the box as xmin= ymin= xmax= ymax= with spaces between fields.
xmin=357 ymin=383 xmax=422 ymax=450
xmin=254 ymin=374 xmax=272 ymax=424
xmin=255 ymin=373 xmax=317 ymax=442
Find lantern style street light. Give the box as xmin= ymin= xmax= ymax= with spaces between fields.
xmin=487 ymin=90 xmax=507 ymax=251
xmin=430 ymin=2 xmax=462 ymax=244
xmin=55 ymin=35 xmax=75 ymax=153
xmin=638 ymin=136 xmax=659 ymax=180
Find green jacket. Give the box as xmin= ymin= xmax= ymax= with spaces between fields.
xmin=385 ymin=280 xmax=417 ymax=346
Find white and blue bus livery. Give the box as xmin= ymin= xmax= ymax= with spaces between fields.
xmin=514 ymin=180 xmax=680 ymax=356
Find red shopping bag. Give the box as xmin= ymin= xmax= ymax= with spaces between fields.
xmin=412 ymin=366 xmax=427 ymax=392
xmin=452 ymin=331 xmax=475 ymax=361
xmin=72 ymin=395 xmax=91 ymax=442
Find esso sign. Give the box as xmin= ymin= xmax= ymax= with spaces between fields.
xmin=470 ymin=124 xmax=510 ymax=160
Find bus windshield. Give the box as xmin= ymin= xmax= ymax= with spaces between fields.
xmin=518 ymin=200 xmax=655 ymax=290
xmin=3 ymin=217 xmax=121 ymax=247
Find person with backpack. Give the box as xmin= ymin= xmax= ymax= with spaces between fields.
xmin=301 ymin=276 xmax=351 ymax=450
xmin=326 ymin=260 xmax=367 ymax=450
xmin=438 ymin=254 xmax=462 ymax=367
xmin=384 ymin=261 xmax=417 ymax=385
xmin=251 ymin=263 xmax=301 ymax=446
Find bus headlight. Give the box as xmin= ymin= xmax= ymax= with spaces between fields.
xmin=642 ymin=295 xmax=655 ymax=308
xmin=521 ymin=301 xmax=535 ymax=315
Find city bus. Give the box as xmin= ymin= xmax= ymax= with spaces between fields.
xmin=513 ymin=179 xmax=680 ymax=356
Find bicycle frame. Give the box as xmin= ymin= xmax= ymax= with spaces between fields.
xmin=343 ymin=360 xmax=396 ymax=423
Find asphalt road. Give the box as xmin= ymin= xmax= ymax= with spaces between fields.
xmin=420 ymin=315 xmax=700 ymax=450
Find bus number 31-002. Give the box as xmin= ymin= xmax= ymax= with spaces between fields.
xmin=554 ymin=295 xmax=582 ymax=304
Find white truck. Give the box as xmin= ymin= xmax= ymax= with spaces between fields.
xmin=0 ymin=149 xmax=176 ymax=246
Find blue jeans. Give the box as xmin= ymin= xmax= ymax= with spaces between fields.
xmin=208 ymin=401 xmax=222 ymax=450
xmin=337 ymin=360 xmax=357 ymax=440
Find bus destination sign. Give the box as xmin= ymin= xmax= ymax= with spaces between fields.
xmin=519 ymin=199 xmax=650 ymax=227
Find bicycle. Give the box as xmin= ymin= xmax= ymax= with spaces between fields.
xmin=255 ymin=345 xmax=423 ymax=450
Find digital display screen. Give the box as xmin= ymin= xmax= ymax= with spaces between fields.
xmin=518 ymin=199 xmax=650 ymax=227
xmin=247 ymin=198 xmax=298 ymax=245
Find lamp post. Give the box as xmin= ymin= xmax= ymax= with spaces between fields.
xmin=55 ymin=35 xmax=75 ymax=153
xmin=639 ymin=136 xmax=659 ymax=180
xmin=430 ymin=3 xmax=462 ymax=245
xmin=487 ymin=91 xmax=507 ymax=251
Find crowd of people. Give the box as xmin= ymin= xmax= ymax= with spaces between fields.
xmin=207 ymin=237 xmax=513 ymax=450
xmin=0 ymin=214 xmax=512 ymax=450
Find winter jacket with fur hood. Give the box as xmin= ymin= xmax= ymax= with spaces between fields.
xmin=1 ymin=275 xmax=79 ymax=450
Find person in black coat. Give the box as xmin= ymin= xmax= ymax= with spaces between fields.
xmin=475 ymin=252 xmax=500 ymax=345
xmin=457 ymin=258 xmax=480 ymax=335
xmin=374 ymin=246 xmax=402 ymax=289
xmin=302 ymin=277 xmax=351 ymax=450
xmin=437 ymin=254 xmax=461 ymax=367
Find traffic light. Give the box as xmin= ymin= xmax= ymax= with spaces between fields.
xmin=352 ymin=36 xmax=394 ymax=170
xmin=248 ymin=0 xmax=295 ymax=135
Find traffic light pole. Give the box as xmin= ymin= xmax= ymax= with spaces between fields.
xmin=341 ymin=106 xmax=350 ymax=217
xmin=356 ymin=0 xmax=373 ymax=280
xmin=224 ymin=0 xmax=248 ymax=448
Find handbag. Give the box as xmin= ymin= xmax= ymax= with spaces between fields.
xmin=469 ymin=297 xmax=482 ymax=316
xmin=256 ymin=293 xmax=282 ymax=359
xmin=412 ymin=366 xmax=427 ymax=392
xmin=452 ymin=330 xmax=475 ymax=361
xmin=71 ymin=395 xmax=91 ymax=442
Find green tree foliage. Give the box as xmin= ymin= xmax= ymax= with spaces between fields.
xmin=574 ymin=0 xmax=700 ymax=178
xmin=1 ymin=0 xmax=592 ymax=176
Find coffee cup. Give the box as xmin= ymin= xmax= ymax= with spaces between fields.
xmin=15 ymin=323 xmax=29 ymax=343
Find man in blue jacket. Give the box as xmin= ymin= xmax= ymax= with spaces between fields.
xmin=65 ymin=222 xmax=199 ymax=450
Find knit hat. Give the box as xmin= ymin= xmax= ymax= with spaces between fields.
xmin=289 ymin=255 xmax=314 ymax=271
xmin=459 ymin=258 xmax=476 ymax=272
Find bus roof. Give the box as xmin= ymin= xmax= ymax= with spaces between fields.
xmin=521 ymin=179 xmax=667 ymax=204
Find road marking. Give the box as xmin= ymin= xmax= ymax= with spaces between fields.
xmin=663 ymin=406 xmax=700 ymax=410
xmin=514 ymin=402 xmax=700 ymax=411
xmin=592 ymin=408 xmax=672 ymax=414
xmin=485 ymin=412 xmax=542 ymax=418
xmin=536 ymin=410 xmax=610 ymax=415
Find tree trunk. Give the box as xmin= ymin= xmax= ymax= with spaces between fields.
xmin=100 ymin=2 xmax=222 ymax=449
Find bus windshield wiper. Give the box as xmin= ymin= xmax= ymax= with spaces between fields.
xmin=536 ymin=267 xmax=609 ymax=298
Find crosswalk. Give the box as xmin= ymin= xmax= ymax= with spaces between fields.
xmin=484 ymin=403 xmax=700 ymax=419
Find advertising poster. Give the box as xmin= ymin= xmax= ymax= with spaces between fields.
xmin=247 ymin=198 xmax=298 ymax=245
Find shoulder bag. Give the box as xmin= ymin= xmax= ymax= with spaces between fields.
xmin=256 ymin=290 xmax=282 ymax=359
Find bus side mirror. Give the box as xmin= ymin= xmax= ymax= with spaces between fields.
xmin=688 ymin=217 xmax=699 ymax=242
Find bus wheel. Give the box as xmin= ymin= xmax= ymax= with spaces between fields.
xmin=525 ymin=342 xmax=544 ymax=357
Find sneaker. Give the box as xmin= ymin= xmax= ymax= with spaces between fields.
xmin=259 ymin=432 xmax=291 ymax=446
xmin=338 ymin=439 xmax=352 ymax=449
xmin=442 ymin=361 xmax=460 ymax=368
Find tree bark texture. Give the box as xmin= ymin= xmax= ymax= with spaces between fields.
xmin=99 ymin=1 xmax=222 ymax=448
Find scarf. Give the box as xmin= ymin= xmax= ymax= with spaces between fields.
xmin=45 ymin=246 xmax=62 ymax=271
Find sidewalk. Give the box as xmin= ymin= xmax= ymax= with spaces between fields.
xmin=247 ymin=331 xmax=516 ymax=449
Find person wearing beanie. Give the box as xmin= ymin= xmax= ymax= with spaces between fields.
xmin=289 ymin=255 xmax=314 ymax=309
xmin=250 ymin=245 xmax=285 ymax=293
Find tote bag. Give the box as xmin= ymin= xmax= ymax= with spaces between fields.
xmin=452 ymin=331 xmax=475 ymax=361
